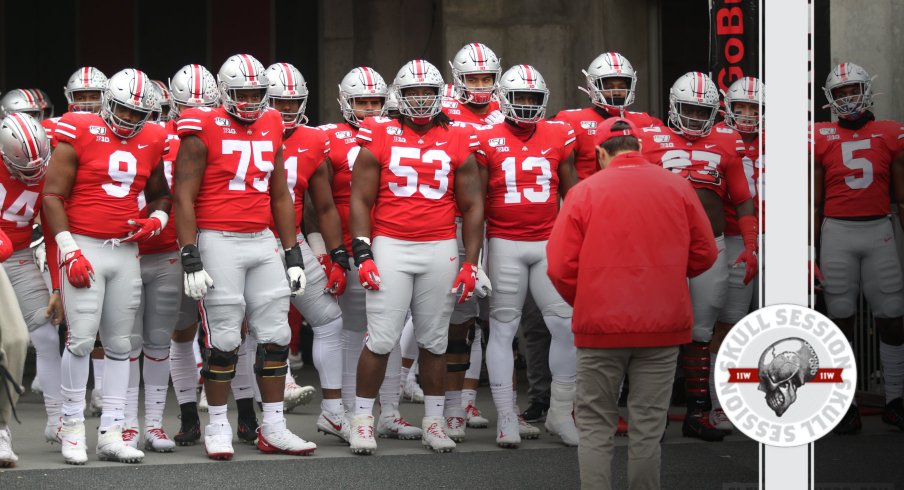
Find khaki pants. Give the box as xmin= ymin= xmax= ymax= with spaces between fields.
xmin=576 ymin=345 xmax=679 ymax=490
xmin=0 ymin=265 xmax=28 ymax=426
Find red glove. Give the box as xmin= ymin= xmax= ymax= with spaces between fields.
xmin=62 ymin=249 xmax=95 ymax=288
xmin=452 ymin=262 xmax=478 ymax=304
xmin=735 ymin=215 xmax=759 ymax=285
xmin=357 ymin=259 xmax=382 ymax=290
xmin=316 ymin=254 xmax=330 ymax=274
xmin=810 ymin=261 xmax=824 ymax=292
xmin=122 ymin=211 xmax=167 ymax=243
xmin=0 ymin=228 xmax=12 ymax=262
xmin=326 ymin=262 xmax=348 ymax=296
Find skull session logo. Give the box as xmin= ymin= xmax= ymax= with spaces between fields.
xmin=714 ymin=304 xmax=857 ymax=447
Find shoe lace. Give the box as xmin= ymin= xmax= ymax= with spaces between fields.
xmin=447 ymin=417 xmax=464 ymax=430
xmin=357 ymin=424 xmax=374 ymax=439
xmin=466 ymin=403 xmax=480 ymax=417
xmin=122 ymin=428 xmax=138 ymax=441
xmin=147 ymin=427 xmax=170 ymax=440
xmin=394 ymin=417 xmax=412 ymax=427
xmin=427 ymin=422 xmax=448 ymax=439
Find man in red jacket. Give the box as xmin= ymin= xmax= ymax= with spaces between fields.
xmin=547 ymin=118 xmax=717 ymax=490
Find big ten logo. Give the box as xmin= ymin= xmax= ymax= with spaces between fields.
xmin=714 ymin=2 xmax=749 ymax=92
xmin=96 ymin=135 xmax=110 ymax=143
xmin=222 ymin=127 xmax=237 ymax=135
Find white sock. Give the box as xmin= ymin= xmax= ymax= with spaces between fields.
xmin=465 ymin=327 xmax=483 ymax=380
xmin=208 ymin=404 xmax=228 ymax=425
xmin=100 ymin=357 xmax=130 ymax=430
xmin=424 ymin=395 xmax=444 ymax=418
xmin=461 ymin=389 xmax=477 ymax=409
xmin=444 ymin=390 xmax=462 ymax=416
xmin=30 ymin=323 xmax=62 ymax=416
xmin=400 ymin=366 xmax=411 ymax=388
xmin=321 ymin=398 xmax=343 ymax=414
xmin=231 ymin=337 xmax=254 ymax=401
xmin=312 ymin=317 xmax=344 ymax=390
xmin=379 ymin=342 xmax=402 ymax=408
xmin=487 ymin=317 xmax=519 ymax=416
xmin=408 ymin=362 xmax=419 ymax=383
xmin=170 ymin=340 xmax=198 ymax=405
xmin=143 ymin=347 xmax=170 ymax=420
xmin=61 ymin=349 xmax=90 ymax=422
xmin=261 ymin=401 xmax=284 ymax=426
xmin=400 ymin=315 xmax=419 ymax=360
xmin=192 ymin=329 xmax=203 ymax=370
xmin=124 ymin=351 xmax=141 ymax=423
xmin=92 ymin=357 xmax=104 ymax=392
xmin=355 ymin=396 xmax=375 ymax=417
xmin=342 ymin=330 xmax=365 ymax=413
xmin=881 ymin=341 xmax=904 ymax=403
xmin=710 ymin=357 xmax=721 ymax=409
xmin=544 ymin=315 xmax=577 ymax=385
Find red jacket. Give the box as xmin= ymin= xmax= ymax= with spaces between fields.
xmin=547 ymin=151 xmax=717 ymax=348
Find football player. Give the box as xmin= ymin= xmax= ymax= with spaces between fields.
xmin=265 ymin=61 xmax=349 ymax=440
xmin=164 ymin=63 xmax=221 ymax=447
xmin=475 ymin=65 xmax=579 ymax=448
xmin=173 ymin=54 xmax=316 ymax=459
xmin=814 ymin=62 xmax=904 ymax=433
xmin=348 ymin=59 xmax=484 ymax=454
xmin=43 ymin=68 xmax=171 ymax=464
xmin=710 ymin=77 xmax=765 ymax=433
xmin=640 ymin=72 xmax=756 ymax=442
xmin=0 ymin=113 xmax=61 ymax=453
xmin=0 ymin=90 xmax=44 ymax=120
xmin=320 ymin=66 xmax=422 ymax=441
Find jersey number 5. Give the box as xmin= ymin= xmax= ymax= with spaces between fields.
xmin=840 ymin=139 xmax=873 ymax=189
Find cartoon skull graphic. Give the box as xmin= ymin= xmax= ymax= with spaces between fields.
xmin=757 ymin=338 xmax=820 ymax=417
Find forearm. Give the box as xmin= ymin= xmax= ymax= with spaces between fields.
xmin=272 ymin=196 xmax=299 ymax=249
xmin=146 ymin=196 xmax=172 ymax=216
xmin=349 ymin=197 xmax=372 ymax=239
xmin=41 ymin=198 xmax=70 ymax=236
xmin=459 ymin=202 xmax=484 ymax=265
xmin=174 ymin=194 xmax=198 ymax=246
xmin=317 ymin=206 xmax=344 ymax=251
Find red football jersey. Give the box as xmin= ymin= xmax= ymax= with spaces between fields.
xmin=640 ymin=124 xmax=751 ymax=206
xmin=553 ymin=107 xmax=662 ymax=181
xmin=0 ymin=165 xmax=44 ymax=251
xmin=476 ymin=121 xmax=575 ymax=241
xmin=176 ymin=107 xmax=285 ymax=233
xmin=356 ymin=116 xmax=478 ymax=241
xmin=54 ymin=112 xmax=168 ymax=239
xmin=268 ymin=125 xmax=330 ymax=236
xmin=441 ymin=98 xmax=502 ymax=127
xmin=139 ymin=120 xmax=180 ymax=255
xmin=319 ymin=121 xmax=360 ymax=249
xmin=42 ymin=117 xmax=60 ymax=149
xmin=720 ymin=124 xmax=764 ymax=236
xmin=814 ymin=119 xmax=904 ymax=218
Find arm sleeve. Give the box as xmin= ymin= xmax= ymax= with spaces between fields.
xmin=684 ymin=185 xmax=718 ymax=277
xmin=724 ymin=154 xmax=753 ymax=205
xmin=40 ymin=209 xmax=61 ymax=290
xmin=546 ymin=187 xmax=586 ymax=305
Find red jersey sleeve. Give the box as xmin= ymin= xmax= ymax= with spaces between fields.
xmin=723 ymin=154 xmax=753 ymax=205
xmin=52 ymin=113 xmax=84 ymax=151
xmin=175 ymin=108 xmax=211 ymax=146
xmin=557 ymin=121 xmax=577 ymax=161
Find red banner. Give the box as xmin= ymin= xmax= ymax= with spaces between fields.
xmin=727 ymin=368 xmax=845 ymax=383
xmin=709 ymin=0 xmax=760 ymax=93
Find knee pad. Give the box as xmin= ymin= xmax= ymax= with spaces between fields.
xmin=143 ymin=346 xmax=170 ymax=362
xmin=446 ymin=320 xmax=475 ymax=372
xmin=490 ymin=307 xmax=521 ymax=324
xmin=102 ymin=336 xmax=132 ymax=360
xmin=201 ymin=346 xmax=240 ymax=382
xmin=254 ymin=343 xmax=289 ymax=377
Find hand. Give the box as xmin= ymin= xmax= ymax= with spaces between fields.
xmin=46 ymin=291 xmax=64 ymax=326
xmin=315 ymin=254 xmax=330 ymax=274
xmin=326 ymin=262 xmax=347 ymax=296
xmin=734 ymin=247 xmax=758 ymax=285
xmin=0 ymin=230 xmax=12 ymax=263
xmin=452 ymin=262 xmax=478 ymax=304
xmin=181 ymin=244 xmax=214 ymax=300
xmin=33 ymin=241 xmax=46 ymax=272
xmin=475 ymin=266 xmax=492 ymax=298
xmin=56 ymin=231 xmax=94 ymax=288
xmin=122 ymin=211 xmax=167 ymax=243
xmin=285 ymin=243 xmax=306 ymax=297
xmin=357 ymin=259 xmax=382 ymax=290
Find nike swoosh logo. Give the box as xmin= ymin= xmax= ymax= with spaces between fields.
xmin=298 ymin=148 xmax=309 ymax=153
xmin=18 ymin=260 xmax=29 ymax=265
xmin=450 ymin=257 xmax=456 ymax=262
xmin=436 ymin=141 xmax=448 ymax=146
xmin=262 ymin=131 xmax=271 ymax=136
xmin=138 ymin=144 xmax=149 ymax=149
xmin=540 ymin=148 xmax=552 ymax=155
xmin=704 ymin=144 xmax=717 ymax=149
xmin=67 ymin=440 xmax=79 ymax=446
xmin=872 ymin=134 xmax=882 ymax=138
xmin=326 ymin=418 xmax=343 ymax=431
xmin=169 ymin=259 xmax=178 ymax=264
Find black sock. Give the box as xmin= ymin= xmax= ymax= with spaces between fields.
xmin=236 ymin=398 xmax=256 ymax=421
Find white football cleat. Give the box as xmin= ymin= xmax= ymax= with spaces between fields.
xmin=122 ymin=419 xmax=140 ymax=449
xmin=204 ymin=422 xmax=234 ymax=460
xmin=464 ymin=400 xmax=489 ymax=428
xmin=496 ymin=412 xmax=522 ymax=448
xmin=545 ymin=408 xmax=579 ymax=447
xmin=316 ymin=410 xmax=350 ymax=443
xmin=348 ymin=414 xmax=377 ymax=455
xmin=518 ymin=414 xmax=541 ymax=440
xmin=60 ymin=419 xmax=88 ymax=465
xmin=0 ymin=425 xmax=18 ymax=468
xmin=377 ymin=410 xmax=423 ymax=439
xmin=256 ymin=420 xmax=317 ymax=455
xmin=144 ymin=418 xmax=176 ymax=452
xmin=401 ymin=378 xmax=424 ymax=403
xmin=283 ymin=377 xmax=316 ymax=413
xmin=88 ymin=389 xmax=103 ymax=417
xmin=445 ymin=407 xmax=467 ymax=443
xmin=44 ymin=420 xmax=62 ymax=444
xmin=422 ymin=416 xmax=455 ymax=453
xmin=97 ymin=424 xmax=145 ymax=463
xmin=711 ymin=408 xmax=734 ymax=433
xmin=198 ymin=387 xmax=209 ymax=412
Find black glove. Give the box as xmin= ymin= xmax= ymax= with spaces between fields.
xmin=285 ymin=243 xmax=304 ymax=270
xmin=330 ymin=246 xmax=351 ymax=271
xmin=180 ymin=244 xmax=204 ymax=273
xmin=351 ymin=238 xmax=374 ymax=267
xmin=30 ymin=223 xmax=44 ymax=248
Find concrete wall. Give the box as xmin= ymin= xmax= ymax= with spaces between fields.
xmin=829 ymin=0 xmax=904 ymax=121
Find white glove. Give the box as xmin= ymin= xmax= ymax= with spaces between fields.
xmin=485 ymin=110 xmax=506 ymax=125
xmin=475 ymin=266 xmax=492 ymax=298
xmin=184 ymin=270 xmax=215 ymax=300
xmin=288 ymin=266 xmax=306 ymax=297
xmin=33 ymin=241 xmax=47 ymax=272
